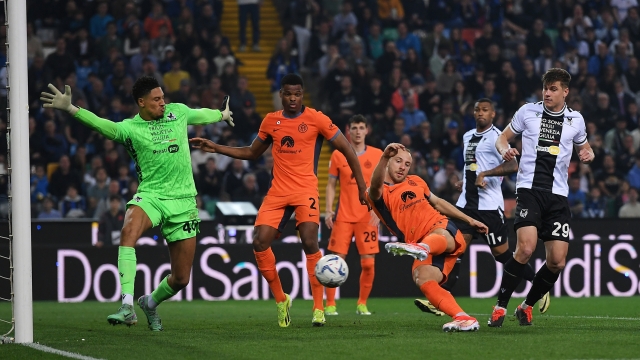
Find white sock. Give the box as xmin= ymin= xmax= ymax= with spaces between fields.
xmin=147 ymin=295 xmax=158 ymax=309
xmin=521 ymin=301 xmax=529 ymax=310
xmin=122 ymin=294 xmax=133 ymax=306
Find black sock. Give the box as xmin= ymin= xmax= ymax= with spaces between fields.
xmin=441 ymin=258 xmax=462 ymax=292
xmin=494 ymin=251 xmax=536 ymax=282
xmin=525 ymin=264 xmax=560 ymax=306
xmin=497 ymin=258 xmax=526 ymax=308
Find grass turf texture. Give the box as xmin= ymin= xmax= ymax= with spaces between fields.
xmin=1 ymin=297 xmax=639 ymax=359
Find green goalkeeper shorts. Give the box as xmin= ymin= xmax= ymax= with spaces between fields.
xmin=127 ymin=193 xmax=200 ymax=242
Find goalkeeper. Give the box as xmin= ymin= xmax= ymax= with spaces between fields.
xmin=40 ymin=76 xmax=234 ymax=331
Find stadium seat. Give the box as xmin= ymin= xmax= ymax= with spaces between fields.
xmin=47 ymin=163 xmax=59 ymax=180
xmin=462 ymin=28 xmax=482 ymax=48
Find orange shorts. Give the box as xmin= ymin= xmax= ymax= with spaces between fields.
xmin=411 ymin=219 xmax=467 ymax=285
xmin=328 ymin=221 xmax=380 ymax=255
xmin=255 ymin=193 xmax=320 ymax=231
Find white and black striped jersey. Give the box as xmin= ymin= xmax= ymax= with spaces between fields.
xmin=456 ymin=126 xmax=506 ymax=211
xmin=509 ymin=102 xmax=587 ymax=197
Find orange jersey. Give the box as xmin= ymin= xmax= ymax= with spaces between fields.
xmin=257 ymin=106 xmax=340 ymax=196
xmin=367 ymin=175 xmax=446 ymax=244
xmin=329 ymin=146 xmax=383 ymax=222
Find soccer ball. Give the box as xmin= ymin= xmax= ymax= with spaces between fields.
xmin=315 ymin=255 xmax=349 ymax=288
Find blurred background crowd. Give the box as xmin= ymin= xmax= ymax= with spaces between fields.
xmin=9 ymin=0 xmax=640 ymax=226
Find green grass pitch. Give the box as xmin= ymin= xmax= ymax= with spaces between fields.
xmin=1 ymin=297 xmax=639 ymax=359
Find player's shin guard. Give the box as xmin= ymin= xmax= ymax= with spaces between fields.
xmin=441 ymin=255 xmax=463 ymax=292
xmin=421 ymin=233 xmax=447 ymax=255
xmin=118 ymin=246 xmax=137 ymax=305
xmin=150 ymin=275 xmax=178 ymax=309
xmin=254 ymin=248 xmax=287 ymax=303
xmin=494 ymin=251 xmax=536 ymax=282
xmin=524 ymin=264 xmax=560 ymax=307
xmin=325 ymin=287 xmax=337 ymax=307
xmin=358 ymin=258 xmax=375 ymax=305
xmin=420 ymin=281 xmax=464 ymax=317
xmin=496 ymin=257 xmax=527 ymax=308
xmin=305 ymin=252 xmax=324 ymax=311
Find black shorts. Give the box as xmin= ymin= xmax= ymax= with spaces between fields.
xmin=453 ymin=207 xmax=508 ymax=247
xmin=514 ymin=188 xmax=571 ymax=242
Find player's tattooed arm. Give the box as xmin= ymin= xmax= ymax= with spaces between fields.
xmin=496 ymin=126 xmax=519 ymax=162
xmin=475 ymin=159 xmax=518 ymax=188
xmin=333 ymin=133 xmax=370 ymax=208
xmin=427 ymin=193 xmax=489 ymax=234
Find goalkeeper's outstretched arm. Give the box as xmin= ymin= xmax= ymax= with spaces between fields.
xmin=186 ymin=95 xmax=235 ymax=127
xmin=40 ymin=83 xmax=118 ymax=140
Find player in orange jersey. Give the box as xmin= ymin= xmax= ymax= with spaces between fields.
xmin=367 ymin=143 xmax=488 ymax=332
xmin=190 ymin=74 xmax=369 ymax=327
xmin=324 ymin=115 xmax=383 ymax=316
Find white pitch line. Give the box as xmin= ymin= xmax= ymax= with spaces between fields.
xmin=23 ymin=343 xmax=105 ymax=360
xmin=470 ymin=313 xmax=640 ymax=321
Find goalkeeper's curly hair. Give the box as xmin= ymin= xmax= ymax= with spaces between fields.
xmin=132 ymin=76 xmax=161 ymax=105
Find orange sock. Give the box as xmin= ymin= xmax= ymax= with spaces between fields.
xmin=358 ymin=257 xmax=375 ymax=305
xmin=254 ymin=248 xmax=286 ymax=303
xmin=420 ymin=281 xmax=465 ymax=318
xmin=421 ymin=233 xmax=448 ymax=255
xmin=305 ymin=252 xmax=324 ymax=311
xmin=325 ymin=287 xmax=336 ymax=307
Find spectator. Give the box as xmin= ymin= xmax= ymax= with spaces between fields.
xmin=129 ymin=39 xmax=159 ymax=78
xmin=197 ymin=3 xmax=218 ymax=39
xmin=390 ymin=77 xmax=418 ymax=114
xmin=399 ymin=97 xmax=427 ymax=134
xmin=198 ymin=157 xmax=223 ymax=202
xmin=429 ymin=44 xmax=451 ymax=79
xmin=47 ymin=155 xmax=83 ymax=201
xmin=163 ymin=57 xmax=190 ymax=93
xmin=395 ymin=22 xmax=421 ymax=60
xmin=306 ymin=20 xmax=332 ymax=67
xmin=377 ymin=0 xmax=404 ymax=27
xmin=97 ymin=22 xmax=123 ymax=58
xmin=87 ymin=167 xmax=110 ymax=202
xmin=151 ymin=29 xmax=175 ymax=61
xmin=44 ymin=38 xmax=76 ymax=81
xmin=588 ymin=42 xmax=614 ymax=76
xmin=622 ymin=6 xmax=640 ymax=43
xmin=42 ymin=120 xmax=69 ymax=164
xmin=475 ymin=23 xmax=501 ymax=62
xmin=94 ymin=181 xmax=125 ymax=220
xmin=90 ymin=2 xmax=115 ymax=39
xmin=619 ymin=187 xmax=640 ymax=217
xmin=267 ymin=39 xmax=298 ymax=110
xmin=578 ymin=26 xmax=598 ymax=58
xmin=231 ymin=173 xmax=262 ymax=209
xmin=366 ymin=23 xmax=385 ymax=61
xmin=96 ymin=195 xmax=125 ymax=247
xmin=583 ymin=187 xmax=607 ymax=218
xmin=611 ymin=81 xmax=635 ymax=117
xmin=383 ymin=117 xmax=406 ymax=146
xmin=339 ymin=24 xmax=364 ymax=58
xmin=439 ymin=121 xmax=462 ymax=162
xmin=604 ymin=117 xmax=631 ymax=156
xmin=436 ymin=59 xmax=463 ymax=94
xmin=534 ymin=45 xmax=556 ymax=76
xmin=628 ymin=154 xmax=640 ymax=189
xmin=221 ymin=159 xmax=248 ymax=201
xmin=331 ymin=75 xmax=361 ymax=130
xmin=596 ymin=155 xmax=625 ymax=198
xmin=30 ymin=164 xmax=49 ymax=204
xmin=237 ymin=0 xmax=260 ymax=52
xmin=123 ymin=23 xmax=142 ymax=57
xmin=37 ymin=197 xmax=62 ymax=219
xmin=59 ymin=184 xmax=86 ymax=218
xmin=362 ymin=76 xmax=390 ymax=121
xmin=213 ymin=45 xmax=236 ymax=76
xmin=568 ymin=175 xmax=587 ymax=218
xmin=144 ymin=2 xmax=174 ymax=40
xmin=255 ymin=154 xmax=273 ymax=195
xmin=564 ymin=4 xmax=593 ymax=40
xmin=196 ymin=195 xmax=212 ymax=221
xmin=26 ymin=22 xmax=44 ymax=64
xmin=332 ymin=2 xmax=358 ymax=38
xmin=235 ymin=101 xmax=262 ymax=144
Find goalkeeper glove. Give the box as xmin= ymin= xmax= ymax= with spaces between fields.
xmin=220 ymin=95 xmax=234 ymax=127
xmin=40 ymin=84 xmax=79 ymax=115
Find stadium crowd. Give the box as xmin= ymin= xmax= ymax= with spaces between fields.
xmin=15 ymin=0 xmax=640 ymax=223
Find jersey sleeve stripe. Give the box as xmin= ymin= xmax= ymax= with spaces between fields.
xmin=508 ymin=122 xmax=522 ymax=135
xmin=574 ymin=136 xmax=588 ymax=145
xmin=328 ymin=130 xmax=341 ymax=142
xmin=313 ymin=135 xmax=324 ymax=175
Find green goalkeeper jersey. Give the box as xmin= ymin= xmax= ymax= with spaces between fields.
xmin=75 ymin=103 xmax=222 ymax=199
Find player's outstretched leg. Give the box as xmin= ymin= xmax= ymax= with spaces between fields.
xmin=385 ymin=242 xmax=430 ymax=260
xmin=138 ymin=294 xmax=163 ymax=331
xmin=107 ymin=246 xmax=138 ymax=326
xmin=419 ymin=279 xmax=479 ymax=332
xmin=356 ymin=257 xmax=375 ymax=315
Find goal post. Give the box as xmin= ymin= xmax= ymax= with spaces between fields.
xmin=7 ymin=0 xmax=33 ymax=343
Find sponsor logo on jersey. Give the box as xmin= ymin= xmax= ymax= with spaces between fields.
xmin=298 ymin=123 xmax=308 ymax=133
xmin=168 ymin=144 xmax=179 ymax=153
xmin=167 ymin=112 xmax=177 ymax=120
xmin=400 ymin=191 xmax=416 ymax=202
xmin=281 ymin=136 xmax=295 ymax=148
xmin=465 ymin=163 xmax=478 ymax=171
xmin=134 ymin=196 xmax=142 ymax=203
xmin=536 ymin=145 xmax=560 ymax=155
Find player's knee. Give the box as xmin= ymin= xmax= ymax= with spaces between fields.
xmin=119 ymin=224 xmax=139 ymax=246
xmin=514 ymin=246 xmax=534 ymax=262
xmin=546 ymin=259 xmax=565 ymax=273
xmin=252 ymin=233 xmax=269 ymax=252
